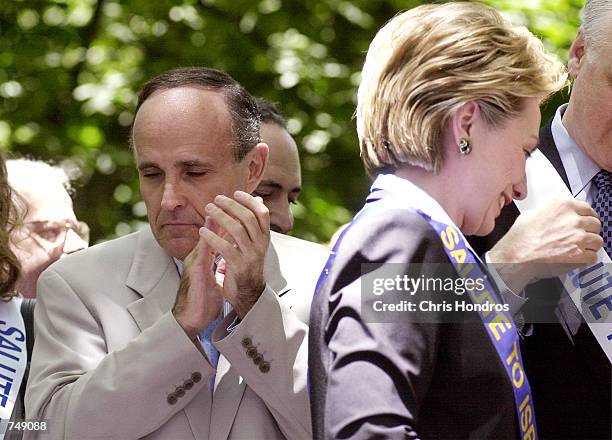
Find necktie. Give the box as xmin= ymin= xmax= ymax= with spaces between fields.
xmin=199 ymin=315 xmax=222 ymax=368
xmin=198 ymin=254 xmax=225 ymax=369
xmin=592 ymin=170 xmax=611 ymax=257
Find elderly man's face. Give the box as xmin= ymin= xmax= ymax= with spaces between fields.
xmin=133 ymin=87 xmax=258 ymax=260
xmin=565 ymin=28 xmax=612 ymax=171
xmin=13 ymin=181 xmax=88 ymax=253
xmin=254 ymin=122 xmax=301 ymax=234
xmin=10 ymin=176 xmax=89 ymax=298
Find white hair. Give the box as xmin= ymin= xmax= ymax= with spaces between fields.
xmin=7 ymin=158 xmax=74 ymax=195
xmin=582 ymin=0 xmax=612 ymax=50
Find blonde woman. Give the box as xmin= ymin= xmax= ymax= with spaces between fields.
xmin=309 ymin=3 xmax=575 ymax=439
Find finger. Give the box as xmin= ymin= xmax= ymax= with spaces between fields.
xmin=234 ymin=190 xmax=270 ymax=236
xmin=188 ymin=218 xmax=214 ymax=266
xmin=566 ymin=199 xmax=598 ymax=217
xmin=579 ymin=215 xmax=602 ymax=234
xmin=203 ymin=216 xmax=219 ymax=271
xmin=205 ymin=201 xmax=251 ymax=251
xmin=580 ymin=249 xmax=600 ymax=266
xmin=199 ymin=224 xmax=240 ymax=263
xmin=182 ymin=245 xmax=215 ymax=294
xmin=198 ymin=219 xmax=226 ymax=307
xmin=202 ymin=212 xmax=225 ymax=243
xmin=581 ymin=232 xmax=604 ymax=253
xmin=210 ymin=195 xmax=261 ymax=244
xmin=179 ymin=220 xmax=216 ymax=298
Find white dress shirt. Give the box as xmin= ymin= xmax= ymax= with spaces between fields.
xmin=551 ymin=104 xmax=602 ymax=204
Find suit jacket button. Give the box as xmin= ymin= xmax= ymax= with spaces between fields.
xmin=241 ymin=337 xmax=253 ymax=348
xmin=246 ymin=346 xmax=258 ymax=358
xmin=253 ymin=354 xmax=264 ymax=365
xmin=184 ymin=379 xmax=194 ymax=390
xmin=259 ymin=361 xmax=270 ymax=373
xmin=191 ymin=372 xmax=202 ymax=383
xmin=167 ymin=393 xmax=178 ymax=405
xmin=175 ymin=386 xmax=186 ymax=397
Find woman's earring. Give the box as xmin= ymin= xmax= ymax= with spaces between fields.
xmin=458 ymin=138 xmax=472 ymax=155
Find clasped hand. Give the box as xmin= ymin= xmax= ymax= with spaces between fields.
xmin=173 ymin=191 xmax=270 ymax=339
xmin=489 ymin=199 xmax=603 ymax=293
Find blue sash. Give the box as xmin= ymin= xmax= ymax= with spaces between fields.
xmin=415 ymin=209 xmax=537 ymax=440
xmin=314 ymin=201 xmax=538 ymax=440
xmin=0 ymin=297 xmax=27 ymax=436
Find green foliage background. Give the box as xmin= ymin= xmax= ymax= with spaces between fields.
xmin=0 ymin=0 xmax=583 ymax=244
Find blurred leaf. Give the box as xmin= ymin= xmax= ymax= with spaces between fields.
xmin=79 ymin=125 xmax=105 ymax=148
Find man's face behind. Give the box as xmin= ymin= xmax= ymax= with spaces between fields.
xmin=132 ymin=87 xmax=249 ymax=260
xmin=255 ymin=122 xmax=301 ymax=234
xmin=567 ymin=29 xmax=612 ymax=171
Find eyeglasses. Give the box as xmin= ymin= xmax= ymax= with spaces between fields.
xmin=23 ymin=220 xmax=90 ymax=247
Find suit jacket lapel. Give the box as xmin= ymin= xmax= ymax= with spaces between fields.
xmin=208 ymin=355 xmax=247 ymax=439
xmin=263 ymin=236 xmax=288 ymax=294
xmin=208 ymin=237 xmax=288 ymax=438
xmin=538 ymin=118 xmax=571 ymax=190
xmin=124 ymin=227 xmax=211 ymax=438
xmin=123 ymin=229 xmax=292 ymax=437
xmin=125 ymin=226 xmax=180 ymax=332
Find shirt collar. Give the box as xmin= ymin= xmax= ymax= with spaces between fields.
xmin=371 ymin=173 xmax=487 ymax=269
xmin=371 ymin=173 xmax=459 ymax=230
xmin=551 ymin=104 xmax=601 ymax=197
xmin=173 ymin=257 xmax=183 ymax=275
xmin=173 ymin=255 xmax=223 ymax=277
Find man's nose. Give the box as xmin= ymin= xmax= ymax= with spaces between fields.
xmin=271 ymin=203 xmax=294 ymax=235
xmin=63 ymin=229 xmax=88 ymax=254
xmin=160 ymin=182 xmax=185 ymax=211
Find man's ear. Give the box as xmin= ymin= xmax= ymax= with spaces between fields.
xmin=568 ymin=29 xmax=586 ymax=80
xmin=244 ymin=142 xmax=269 ymax=193
xmin=448 ymin=100 xmax=480 ymax=146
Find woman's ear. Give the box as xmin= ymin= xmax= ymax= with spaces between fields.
xmin=244 ymin=143 xmax=269 ymax=193
xmin=449 ymin=101 xmax=480 ymax=145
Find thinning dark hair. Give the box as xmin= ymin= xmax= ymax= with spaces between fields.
xmin=255 ymin=97 xmax=287 ymax=128
xmin=0 ymin=153 xmax=20 ymax=301
xmin=132 ymin=67 xmax=261 ymax=161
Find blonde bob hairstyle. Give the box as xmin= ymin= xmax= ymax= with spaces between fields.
xmin=356 ymin=1 xmax=567 ymax=176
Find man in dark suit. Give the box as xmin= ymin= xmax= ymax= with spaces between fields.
xmin=470 ymin=1 xmax=612 ymax=437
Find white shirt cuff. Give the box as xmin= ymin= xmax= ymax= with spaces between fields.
xmin=484 ymin=251 xmax=527 ymax=317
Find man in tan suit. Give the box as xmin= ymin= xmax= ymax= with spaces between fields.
xmin=25 ymin=67 xmax=329 ymax=439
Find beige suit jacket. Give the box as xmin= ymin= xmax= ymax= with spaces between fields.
xmin=25 ymin=227 xmax=328 ymax=439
